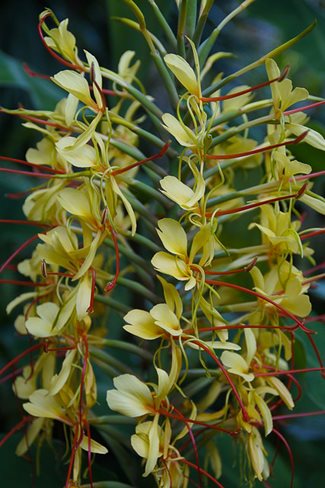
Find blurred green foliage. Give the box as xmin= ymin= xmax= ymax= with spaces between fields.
xmin=0 ymin=1 xmax=324 ymax=486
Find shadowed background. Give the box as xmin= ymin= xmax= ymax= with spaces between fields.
xmin=0 ymin=1 xmax=324 ymax=486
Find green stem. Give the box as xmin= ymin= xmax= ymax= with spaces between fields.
xmin=185 ymin=0 xmax=197 ymax=39
xmin=199 ymin=0 xmax=255 ymax=67
xmin=95 ymin=294 xmax=131 ymax=314
xmin=130 ymin=179 xmax=172 ymax=207
xmin=91 ymin=359 xmax=119 ymax=377
xmin=151 ymin=51 xmax=180 ymax=107
xmin=118 ymin=276 xmax=159 ymax=302
xmin=97 ymin=338 xmax=152 ymax=360
xmin=89 ymin=415 xmax=136 ymax=425
xmin=124 ymin=231 xmax=160 ymax=252
xmin=101 ymin=67 xmax=163 ymax=119
xmin=202 ymin=20 xmax=317 ymax=97
xmin=177 ymin=0 xmax=187 ymax=57
xmin=90 ymin=347 xmax=132 ymax=374
xmin=193 ymin=0 xmax=214 ymax=45
xmin=147 ymin=0 xmax=177 ymax=50
xmin=104 ymin=237 xmax=148 ymax=268
xmin=123 ymin=188 xmax=157 ymax=229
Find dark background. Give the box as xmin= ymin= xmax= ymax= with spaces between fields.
xmin=0 ymin=1 xmax=324 ymax=486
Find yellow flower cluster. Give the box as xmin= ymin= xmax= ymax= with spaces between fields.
xmin=1 ymin=4 xmax=324 ymax=487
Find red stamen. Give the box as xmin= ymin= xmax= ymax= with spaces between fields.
xmin=172 ymin=405 xmax=202 ymax=488
xmin=284 ymin=100 xmax=325 ymax=116
xmin=158 ymin=407 xmax=237 ymax=435
xmin=78 ymin=334 xmax=89 ymax=428
xmin=189 ymin=339 xmax=250 ymax=422
xmin=301 ymin=229 xmax=325 ymax=240
xmin=303 ymin=272 xmax=325 ymax=285
xmin=0 ymin=279 xmax=49 ymax=287
xmin=305 ymin=333 xmax=324 ymax=374
xmin=255 ymin=366 xmax=324 ymax=377
xmin=294 ymin=170 xmax=325 ymax=182
xmin=84 ymin=419 xmax=94 ymax=488
xmin=23 ymin=62 xmax=51 ymax=79
xmin=304 ymin=261 xmax=325 ymax=276
xmin=305 ymin=314 xmax=325 ymax=323
xmin=205 ymin=132 xmax=307 ymax=160
xmin=273 ymin=410 xmax=325 ymax=421
xmin=0 ymin=342 xmax=44 ymax=377
xmin=0 ymin=155 xmax=62 ymax=174
xmin=0 ymin=367 xmax=23 ymax=384
xmin=206 ymin=185 xmax=306 ymax=218
xmin=38 ymin=13 xmax=85 ymax=72
xmin=286 ymin=373 xmax=303 ymax=403
xmin=0 ymin=219 xmax=50 ymax=228
xmin=65 ymin=426 xmax=80 ymax=488
xmin=180 ymin=458 xmax=224 ymax=488
xmin=204 ymin=257 xmax=257 ymax=276
xmin=272 ymin=428 xmax=295 ymax=488
xmin=205 ymin=279 xmax=313 ymax=334
xmin=5 ymin=190 xmax=31 ymax=200
xmin=87 ymin=268 xmax=96 ymax=314
xmin=201 ymin=66 xmax=289 ymax=102
xmin=111 ymin=142 xmax=170 ymax=177
xmin=18 ymin=114 xmax=71 ymax=132
xmin=0 ymin=168 xmax=53 ymax=179
xmin=0 ymin=416 xmax=33 ymax=448
xmin=0 ymin=234 xmax=39 ymax=274
xmin=104 ymin=227 xmax=120 ymax=293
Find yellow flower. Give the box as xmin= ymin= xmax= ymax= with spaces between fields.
xmin=23 ymin=388 xmax=71 ymax=424
xmin=43 ymin=16 xmax=81 ymax=66
xmin=151 ymin=218 xmax=196 ymax=290
xmin=249 ymin=204 xmax=302 ymax=256
xmin=162 ymin=113 xmax=198 ymax=148
xmin=220 ymin=328 xmax=256 ymax=382
xmin=124 ymin=303 xmax=182 ymax=340
xmin=265 ymin=58 xmax=308 ymax=117
xmin=247 ymin=427 xmax=269 ymax=481
xmin=106 ymin=374 xmax=155 ymax=417
xmin=131 ymin=417 xmax=161 ymax=477
xmin=55 ymin=136 xmax=97 ymax=167
xmin=159 ymin=163 xmax=205 ymax=211
xmin=164 ymin=52 xmax=200 ymax=97
xmin=250 ymin=263 xmax=311 ymax=318
xmin=152 ymin=219 xmax=216 ymax=290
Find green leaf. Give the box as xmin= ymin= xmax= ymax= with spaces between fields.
xmin=0 ymin=50 xmax=61 ymax=108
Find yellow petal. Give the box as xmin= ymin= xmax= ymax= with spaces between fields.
xmin=123 ymin=309 xmax=162 ymax=340
xmin=57 ymin=188 xmax=93 ymax=220
xmin=143 ymin=415 xmax=160 ymax=477
xmin=151 ymin=252 xmax=187 ymax=281
xmin=76 ymin=273 xmax=92 ymax=320
xmin=23 ymin=389 xmax=68 ymax=422
xmin=56 ymin=136 xmax=97 ymax=168
xmin=49 ymin=350 xmax=76 ymax=396
xmin=53 ymin=70 xmax=94 ymax=108
xmin=160 ymin=175 xmax=195 ymax=208
xmin=254 ymin=393 xmax=273 ymax=437
xmin=106 ymin=374 xmax=153 ymax=417
xmin=16 ymin=418 xmax=44 ymax=456
xmin=162 ymin=113 xmax=196 ymax=147
xmin=164 ymin=53 xmax=199 ymax=96
xmin=221 ymin=351 xmax=254 ymax=382
xmin=80 ymin=436 xmax=108 ymax=454
xmin=156 ymin=218 xmax=187 ymax=257
xmin=267 ymin=377 xmax=294 ymax=410
xmin=157 ymin=276 xmax=183 ymax=318
xmin=150 ymin=303 xmax=181 ymax=336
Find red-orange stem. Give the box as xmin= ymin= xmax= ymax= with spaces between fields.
xmin=205 ymin=132 xmax=307 ymax=160
xmin=111 ymin=142 xmax=170 ymax=176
